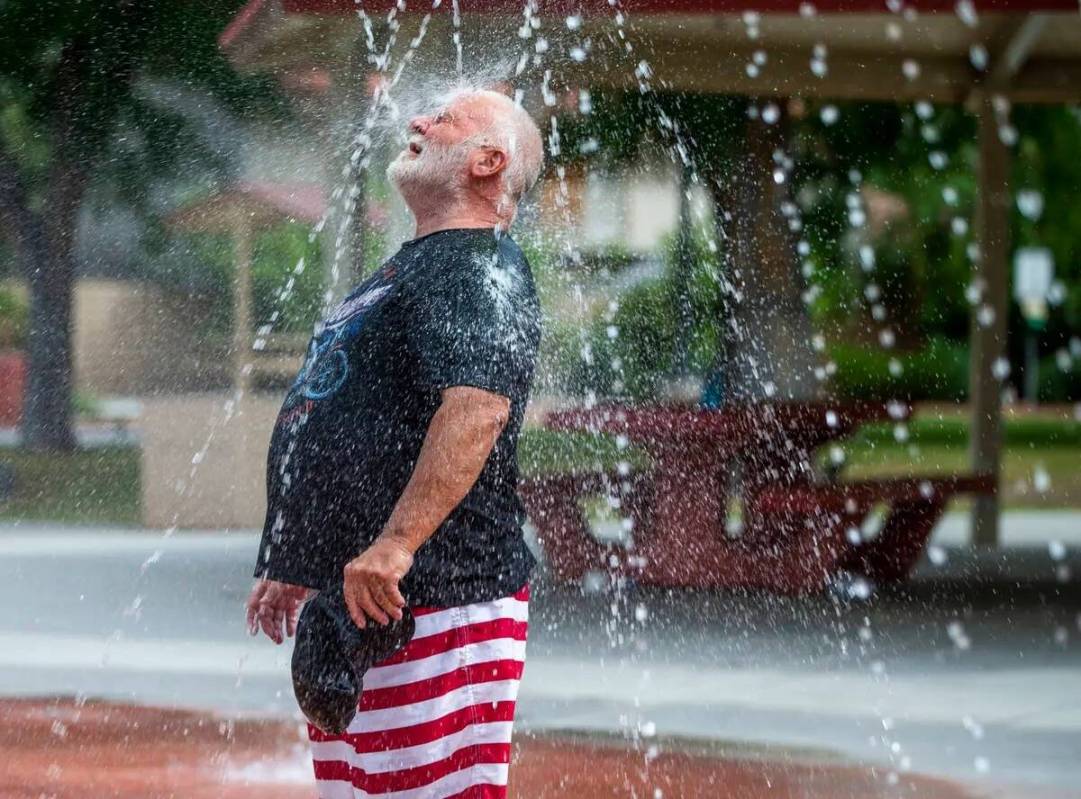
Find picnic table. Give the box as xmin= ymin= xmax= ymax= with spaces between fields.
xmin=520 ymin=401 xmax=994 ymax=594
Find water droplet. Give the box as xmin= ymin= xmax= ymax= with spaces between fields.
xmin=857 ymin=245 xmax=876 ymax=272
xmin=929 ymin=150 xmax=949 ymax=169
xmin=1055 ymin=349 xmax=1072 ymax=372
xmin=991 ymin=357 xmax=1011 ymax=380
xmin=1016 ymin=189 xmax=1044 ymax=221
xmin=928 ymin=545 xmax=948 ymax=566
xmin=969 ymin=44 xmax=989 ymax=70
xmin=820 ymin=104 xmax=839 ymax=125
xmin=1033 ymin=465 xmax=1051 ymax=493
xmin=955 ymin=0 xmax=978 ymax=27
xmin=962 ymin=715 xmax=985 ymax=739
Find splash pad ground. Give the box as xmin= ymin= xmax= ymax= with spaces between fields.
xmin=0 ymin=696 xmax=977 ymax=799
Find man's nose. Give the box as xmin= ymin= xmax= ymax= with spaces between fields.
xmin=409 ymin=116 xmax=429 ymax=135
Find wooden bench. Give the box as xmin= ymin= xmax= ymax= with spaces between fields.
xmin=519 ymin=470 xmax=654 ymax=582
xmin=744 ymin=474 xmax=996 ymax=591
xmin=522 ymin=469 xmax=995 ymax=593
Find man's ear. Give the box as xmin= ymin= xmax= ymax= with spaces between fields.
xmin=470 ymin=147 xmax=507 ymax=179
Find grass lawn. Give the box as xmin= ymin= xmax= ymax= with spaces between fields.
xmin=0 ymin=447 xmax=141 ymax=525
xmin=0 ymin=405 xmax=1076 ymax=526
xmin=838 ymin=444 xmax=1080 ymax=509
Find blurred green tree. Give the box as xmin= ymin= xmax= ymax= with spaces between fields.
xmin=0 ymin=1 xmax=283 ymax=450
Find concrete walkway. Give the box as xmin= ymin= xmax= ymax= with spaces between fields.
xmin=2 ymin=518 xmax=1079 ymax=797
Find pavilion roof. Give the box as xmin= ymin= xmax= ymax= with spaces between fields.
xmin=166 ymin=182 xmax=326 ymax=235
xmin=220 ymin=0 xmax=1081 ymax=103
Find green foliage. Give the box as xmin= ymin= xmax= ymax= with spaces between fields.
xmin=854 ymin=415 xmax=1081 ymax=448
xmin=553 ymin=230 xmax=724 ymax=399
xmin=0 ymin=288 xmax=27 ymax=350
xmin=828 ymin=338 xmax=969 ymax=402
xmin=554 ymin=89 xmax=745 ymax=177
xmin=1013 ymin=106 xmax=1081 ymax=340
xmin=793 ymin=101 xmax=979 ymax=342
xmin=160 ymin=223 xmax=324 ymax=337
xmin=253 ymin=225 xmax=325 ymax=334
xmin=518 ymin=428 xmax=647 ymax=477
xmin=1038 ymin=352 xmax=1081 ymax=403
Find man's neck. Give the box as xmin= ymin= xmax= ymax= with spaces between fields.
xmin=410 ymin=203 xmax=507 ymax=240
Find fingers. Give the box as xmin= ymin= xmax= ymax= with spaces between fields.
xmin=258 ymin=601 xmax=284 ymax=644
xmin=373 ymin=583 xmax=405 ymax=621
xmin=344 ymin=582 xmax=367 ymax=629
xmin=358 ymin=583 xmax=391 ymax=626
xmin=246 ymin=582 xmax=267 ymax=636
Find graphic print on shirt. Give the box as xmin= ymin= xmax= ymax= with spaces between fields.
xmin=280 ymin=273 xmax=395 ymax=420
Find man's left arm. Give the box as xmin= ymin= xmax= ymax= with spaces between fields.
xmin=343 ymin=385 xmax=510 ymax=628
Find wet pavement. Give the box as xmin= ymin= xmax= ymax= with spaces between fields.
xmin=2 ymin=523 xmax=1080 ymax=798
xmin=1 ymin=697 xmax=976 ymax=799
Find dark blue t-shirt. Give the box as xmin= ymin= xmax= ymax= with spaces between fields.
xmin=254 ymin=228 xmax=540 ymax=606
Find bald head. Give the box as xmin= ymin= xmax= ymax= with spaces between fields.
xmin=387 ymin=88 xmax=544 ymax=229
xmin=466 ymin=89 xmax=545 ymax=205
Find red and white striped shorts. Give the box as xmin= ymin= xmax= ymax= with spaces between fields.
xmin=307 ymin=584 xmax=529 ymax=798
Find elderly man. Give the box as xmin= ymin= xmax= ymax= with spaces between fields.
xmin=245 ymin=88 xmax=544 ymax=798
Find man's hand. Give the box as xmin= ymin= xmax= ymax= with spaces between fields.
xmin=343 ymin=538 xmax=413 ymax=629
xmin=245 ymin=579 xmax=312 ymax=644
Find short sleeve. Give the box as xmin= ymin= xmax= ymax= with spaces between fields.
xmin=408 ymin=251 xmax=538 ymax=400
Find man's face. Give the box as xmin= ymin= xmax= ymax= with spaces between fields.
xmin=387 ymin=93 xmax=495 ymax=197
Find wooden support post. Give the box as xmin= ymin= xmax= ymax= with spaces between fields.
xmin=233 ymin=216 xmax=254 ymax=396
xmin=968 ymin=92 xmax=1011 ymax=548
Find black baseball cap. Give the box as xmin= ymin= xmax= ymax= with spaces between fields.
xmin=291 ymin=583 xmax=416 ymax=735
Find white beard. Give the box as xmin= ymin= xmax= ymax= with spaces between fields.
xmin=387 ymin=139 xmax=470 ymax=204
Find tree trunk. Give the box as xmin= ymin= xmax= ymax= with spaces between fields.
xmin=22 ymin=163 xmax=84 ymax=451
xmin=715 ymin=102 xmax=819 ymax=402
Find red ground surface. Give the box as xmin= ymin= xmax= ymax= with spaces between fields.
xmin=0 ymin=697 xmax=974 ymax=799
